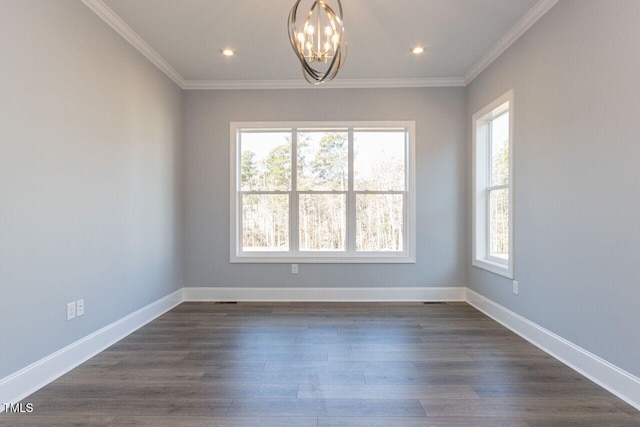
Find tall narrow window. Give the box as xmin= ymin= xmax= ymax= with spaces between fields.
xmin=231 ymin=122 xmax=415 ymax=263
xmin=472 ymin=90 xmax=514 ymax=278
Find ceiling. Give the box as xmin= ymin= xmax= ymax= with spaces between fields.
xmin=83 ymin=0 xmax=558 ymax=89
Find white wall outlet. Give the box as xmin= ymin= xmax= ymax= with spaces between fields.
xmin=76 ymin=299 xmax=84 ymax=317
xmin=513 ymin=280 xmax=519 ymax=295
xmin=292 ymin=264 xmax=298 ymax=274
xmin=67 ymin=302 xmax=76 ymax=320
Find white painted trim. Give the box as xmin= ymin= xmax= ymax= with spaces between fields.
xmin=4 ymin=285 xmax=638 ymax=413
xmin=81 ymin=0 xmax=558 ymax=90
xmin=472 ymin=89 xmax=515 ymax=279
xmin=466 ymin=289 xmax=640 ymax=412
xmin=230 ymin=121 xmax=416 ymax=264
xmin=464 ymin=0 xmax=560 ymax=84
xmin=183 ymin=287 xmax=466 ymax=302
xmin=0 ymin=289 xmax=183 ymax=410
xmin=81 ymin=0 xmax=186 ymax=88
xmin=182 ymin=77 xmax=465 ymax=90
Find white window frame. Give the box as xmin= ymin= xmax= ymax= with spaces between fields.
xmin=230 ymin=121 xmax=416 ymax=263
xmin=472 ymin=90 xmax=514 ymax=278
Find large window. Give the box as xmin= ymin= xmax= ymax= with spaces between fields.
xmin=472 ymin=90 xmax=514 ymax=278
xmin=231 ymin=121 xmax=415 ymax=263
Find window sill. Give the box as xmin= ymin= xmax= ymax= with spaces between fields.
xmin=472 ymin=258 xmax=513 ymax=279
xmin=231 ymin=254 xmax=416 ymax=264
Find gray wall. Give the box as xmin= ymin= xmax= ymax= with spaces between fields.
xmin=0 ymin=0 xmax=183 ymax=378
xmin=183 ymin=88 xmax=467 ymax=288
xmin=4 ymin=0 xmax=636 ymax=387
xmin=467 ymin=0 xmax=640 ymax=377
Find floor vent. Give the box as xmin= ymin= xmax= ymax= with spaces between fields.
xmin=423 ymin=302 xmax=447 ymax=305
xmin=215 ymin=301 xmax=238 ymax=304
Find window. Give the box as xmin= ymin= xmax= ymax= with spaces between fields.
xmin=230 ymin=121 xmax=415 ymax=263
xmin=472 ymin=90 xmax=514 ymax=278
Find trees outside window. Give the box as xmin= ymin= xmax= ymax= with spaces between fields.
xmin=231 ymin=122 xmax=415 ymax=263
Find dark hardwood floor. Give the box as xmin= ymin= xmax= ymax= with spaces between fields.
xmin=2 ymin=302 xmax=638 ymax=426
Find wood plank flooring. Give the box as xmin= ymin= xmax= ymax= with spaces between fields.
xmin=2 ymin=302 xmax=638 ymax=426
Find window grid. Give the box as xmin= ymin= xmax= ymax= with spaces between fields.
xmin=472 ymin=91 xmax=514 ymax=278
xmin=231 ymin=121 xmax=415 ymax=263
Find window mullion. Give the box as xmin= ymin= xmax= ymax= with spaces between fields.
xmin=347 ymin=128 xmax=356 ymax=254
xmin=290 ymin=129 xmax=299 ymax=255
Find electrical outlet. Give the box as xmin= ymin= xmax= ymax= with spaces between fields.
xmin=292 ymin=264 xmax=298 ymax=274
xmin=513 ymin=280 xmax=519 ymax=295
xmin=76 ymin=299 xmax=84 ymax=317
xmin=67 ymin=302 xmax=76 ymax=320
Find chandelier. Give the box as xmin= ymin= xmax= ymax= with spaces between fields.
xmin=288 ymin=0 xmax=348 ymax=84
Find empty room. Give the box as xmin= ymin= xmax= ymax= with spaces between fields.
xmin=1 ymin=0 xmax=639 ymax=425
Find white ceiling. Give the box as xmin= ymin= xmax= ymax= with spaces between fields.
xmin=84 ymin=0 xmax=557 ymax=89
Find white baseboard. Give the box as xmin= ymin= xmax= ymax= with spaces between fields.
xmin=3 ymin=286 xmax=638 ymax=414
xmin=466 ymin=288 xmax=640 ymax=411
xmin=0 ymin=289 xmax=183 ymax=410
xmin=183 ymin=286 xmax=466 ymax=302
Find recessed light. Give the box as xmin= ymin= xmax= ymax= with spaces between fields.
xmin=412 ymin=46 xmax=425 ymax=55
xmin=221 ymin=48 xmax=236 ymax=57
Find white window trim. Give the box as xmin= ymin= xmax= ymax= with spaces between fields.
xmin=230 ymin=121 xmax=416 ymax=264
xmin=472 ymin=90 xmax=514 ymax=278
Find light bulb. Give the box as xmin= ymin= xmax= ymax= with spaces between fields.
xmin=306 ymin=25 xmax=315 ymax=35
xmin=297 ymin=32 xmax=305 ymax=43
xmin=331 ymin=34 xmax=339 ymax=44
xmin=412 ymin=46 xmax=425 ymax=55
xmin=325 ymin=26 xmax=333 ymax=36
xmin=306 ymin=42 xmax=312 ymax=50
xmin=324 ymin=42 xmax=331 ymax=51
xmin=220 ymin=48 xmax=235 ymax=57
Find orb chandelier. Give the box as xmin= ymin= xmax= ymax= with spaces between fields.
xmin=288 ymin=0 xmax=348 ymax=85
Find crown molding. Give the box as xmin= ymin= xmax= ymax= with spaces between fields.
xmin=81 ymin=0 xmax=186 ymax=88
xmin=82 ymin=0 xmax=558 ymax=90
xmin=182 ymin=77 xmax=466 ymax=90
xmin=463 ymin=0 xmax=560 ymax=85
